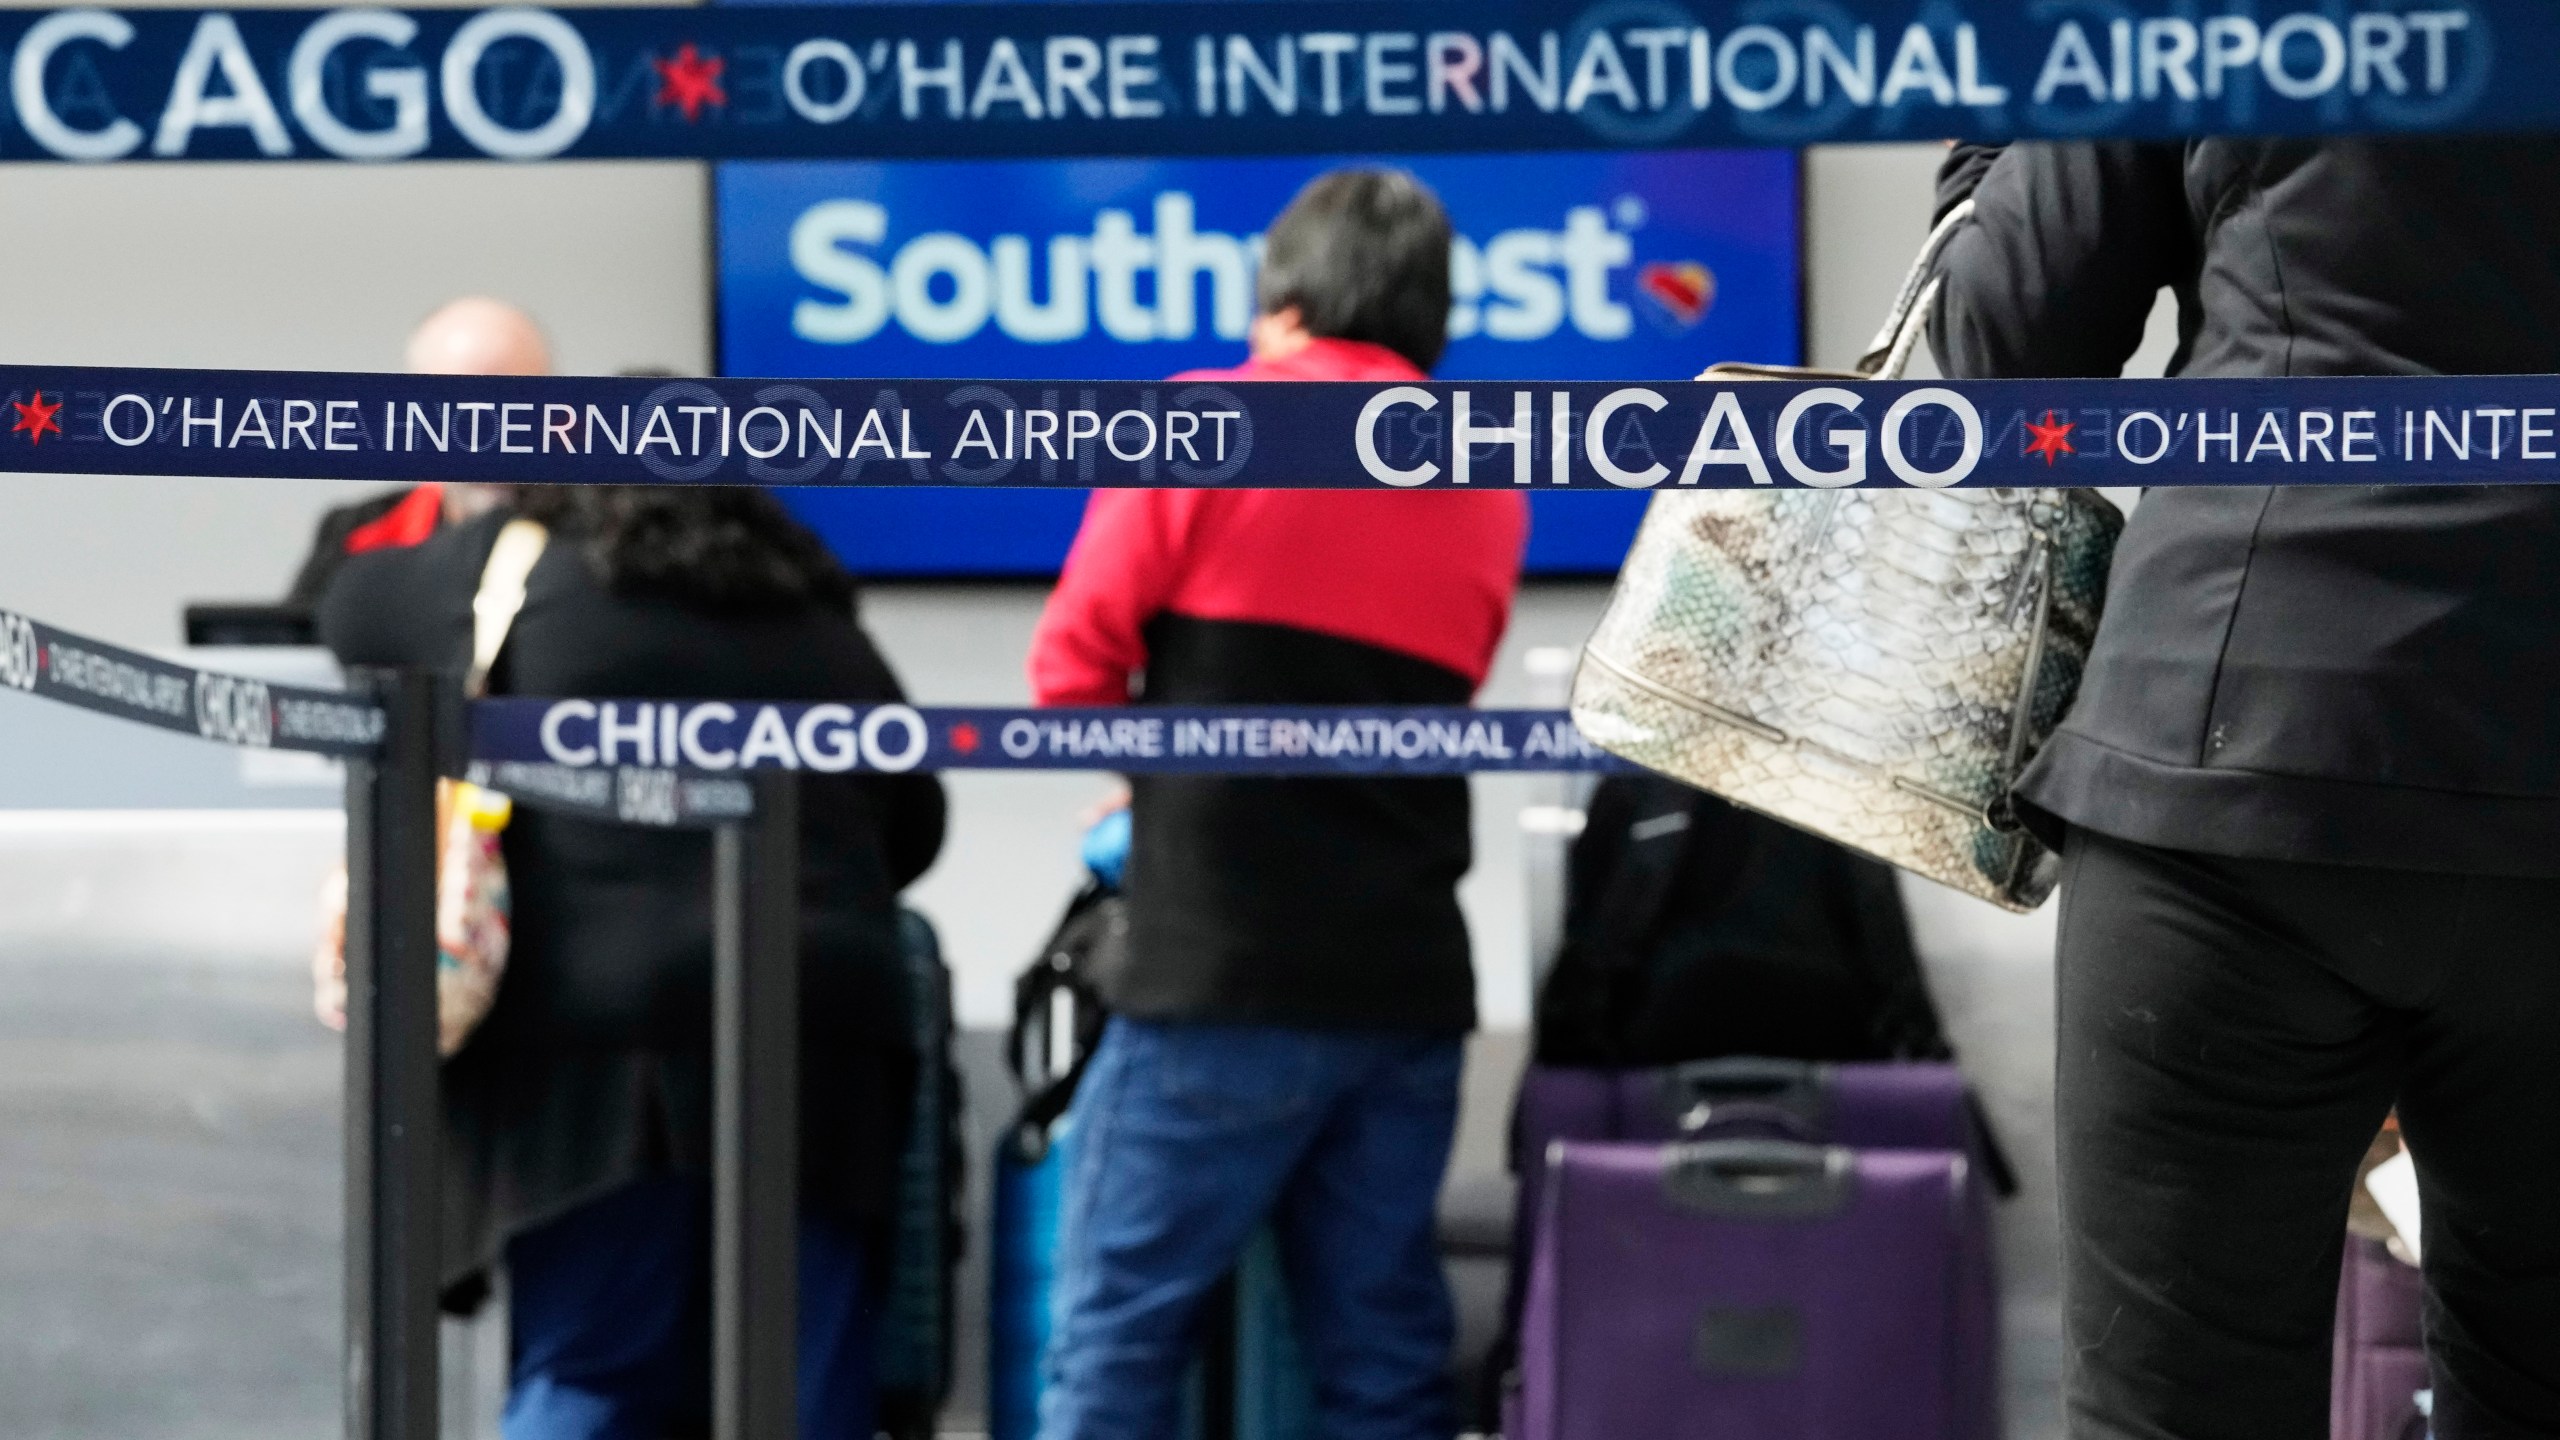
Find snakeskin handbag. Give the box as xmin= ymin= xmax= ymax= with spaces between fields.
xmin=1571 ymin=202 xmax=2122 ymax=911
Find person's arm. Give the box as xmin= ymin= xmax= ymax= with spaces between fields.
xmin=1929 ymin=142 xmax=2195 ymax=379
xmin=1026 ymin=491 xmax=1194 ymax=706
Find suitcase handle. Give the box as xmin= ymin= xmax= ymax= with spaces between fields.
xmin=1673 ymin=1099 xmax=1818 ymax=1143
xmin=1662 ymin=1140 xmax=1856 ymax=1219
xmin=1658 ymin=1060 xmax=1829 ymax=1134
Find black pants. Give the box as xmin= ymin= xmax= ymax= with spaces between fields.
xmin=2056 ymin=829 xmax=2560 ymax=1440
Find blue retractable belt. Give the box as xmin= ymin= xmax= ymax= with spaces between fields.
xmin=0 ymin=604 xmax=381 ymax=755
xmin=10 ymin=367 xmax=2560 ymax=490
xmin=466 ymin=698 xmax=1638 ymax=777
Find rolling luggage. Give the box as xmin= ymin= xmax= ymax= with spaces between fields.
xmin=2333 ymin=1236 xmax=2430 ymax=1440
xmin=1511 ymin=1057 xmax=2009 ymax=1244
xmin=989 ymin=1108 xmax=1078 ymax=1440
xmin=1517 ymin=1139 xmax=1999 ymax=1440
xmin=1517 ymin=1057 xmax=1991 ymax=1164
xmin=989 ymin=880 xmax=1116 ymax=1440
xmin=877 ymin=907 xmax=963 ymax=1440
xmin=1502 ymin=1057 xmax=2007 ymax=1421
xmin=989 ymin=1102 xmax=1314 ymax=1440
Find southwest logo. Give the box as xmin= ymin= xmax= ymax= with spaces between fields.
xmin=1637 ymin=261 xmax=1716 ymax=331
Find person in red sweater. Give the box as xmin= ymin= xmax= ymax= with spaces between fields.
xmin=1027 ymin=170 xmax=1526 ymax=1440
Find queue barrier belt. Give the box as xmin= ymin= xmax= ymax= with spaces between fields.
xmin=12 ymin=367 xmax=2560 ymax=492
xmin=0 ymin=605 xmax=384 ymax=756
xmin=0 ymin=605 xmax=1630 ymax=825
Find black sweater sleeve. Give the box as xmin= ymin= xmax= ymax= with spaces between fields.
xmin=1929 ymin=142 xmax=2198 ymax=380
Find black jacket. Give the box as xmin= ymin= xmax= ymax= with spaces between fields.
xmin=1933 ymin=139 xmax=2560 ymax=874
xmin=1114 ymin=616 xmax=1481 ymax=1031
xmin=320 ymin=510 xmax=946 ymax=1288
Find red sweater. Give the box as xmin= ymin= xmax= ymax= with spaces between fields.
xmin=1028 ymin=338 xmax=1528 ymax=706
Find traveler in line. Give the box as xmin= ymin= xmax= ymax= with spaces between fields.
xmin=285 ymin=295 xmax=547 ymax=606
xmin=1025 ymin=169 xmax=1529 ymax=1440
xmin=320 ymin=485 xmax=945 ymax=1440
xmin=1932 ymin=139 xmax=2560 ymax=1438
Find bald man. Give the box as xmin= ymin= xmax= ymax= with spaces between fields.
xmin=284 ymin=297 xmax=551 ymax=605
xmin=406 ymin=294 xmax=551 ymax=378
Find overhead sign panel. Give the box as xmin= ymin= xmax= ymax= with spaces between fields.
xmin=0 ymin=2 xmax=2521 ymax=161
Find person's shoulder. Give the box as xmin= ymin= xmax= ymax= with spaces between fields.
xmin=338 ymin=506 xmax=505 ymax=593
xmin=317 ymin=509 xmax=506 ymax=664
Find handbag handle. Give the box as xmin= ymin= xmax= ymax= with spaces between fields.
xmin=467 ymin=518 xmax=549 ymax=698
xmin=1853 ymin=197 xmax=1977 ymax=379
xmin=1694 ymin=197 xmax=1974 ymax=384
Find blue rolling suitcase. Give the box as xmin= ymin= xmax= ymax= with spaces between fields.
xmin=989 ymin=1108 xmax=1077 ymax=1440
xmin=991 ymin=1114 xmax=1312 ymax=1440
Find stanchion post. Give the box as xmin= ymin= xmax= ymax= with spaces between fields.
xmin=342 ymin=669 xmax=443 ymax=1440
xmin=713 ymin=771 xmax=801 ymax=1440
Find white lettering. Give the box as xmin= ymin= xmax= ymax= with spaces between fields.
xmin=1357 ymin=386 xmax=1440 ymax=486
xmin=12 ymin=10 xmax=143 ymax=160
xmin=1880 ymin=388 xmax=1981 ymax=487
xmin=796 ymin=704 xmax=859 ymax=772
xmin=1676 ymin=391 xmax=1775 ymax=487
xmin=290 ymin=11 xmax=428 ymax=159
xmin=1777 ymin=387 xmax=1868 ymax=486
xmin=442 ymin=8 xmax=595 ymax=159
xmin=155 ymin=13 xmax=292 ymax=156
xmin=1585 ymin=388 xmax=1670 ymax=488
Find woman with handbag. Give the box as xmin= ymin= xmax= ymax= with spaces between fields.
xmin=319 ymin=486 xmax=946 ymax=1440
xmin=1930 ymin=140 xmax=2560 ymax=1439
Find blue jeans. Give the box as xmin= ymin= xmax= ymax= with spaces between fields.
xmin=502 ymin=1176 xmax=877 ymax=1440
xmin=1037 ymin=1019 xmax=1465 ymax=1440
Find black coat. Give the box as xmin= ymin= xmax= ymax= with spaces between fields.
xmin=1933 ymin=139 xmax=2560 ymax=874
xmin=319 ymin=510 xmax=946 ymax=1290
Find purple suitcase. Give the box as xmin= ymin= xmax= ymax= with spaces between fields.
xmin=1518 ymin=1139 xmax=2000 ymax=1440
xmin=2332 ymin=1236 xmax=2429 ymax=1440
xmin=1510 ymin=1059 xmax=1991 ymax=1291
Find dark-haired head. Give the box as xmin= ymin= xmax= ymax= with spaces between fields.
xmin=511 ymin=487 xmax=856 ymax=615
xmin=1256 ymin=169 xmax=1453 ymax=373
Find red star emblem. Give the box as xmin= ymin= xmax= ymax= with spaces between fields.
xmin=948 ymin=721 xmax=980 ymax=756
xmin=10 ymin=391 xmax=63 ymax=445
xmin=655 ymin=43 xmax=726 ymax=122
xmin=2024 ymin=409 xmax=2076 ymax=465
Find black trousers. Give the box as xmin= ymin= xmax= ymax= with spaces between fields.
xmin=2056 ymin=829 xmax=2560 ymax=1440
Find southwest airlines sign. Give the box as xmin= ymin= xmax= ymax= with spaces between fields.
xmin=715 ymin=149 xmax=1800 ymax=572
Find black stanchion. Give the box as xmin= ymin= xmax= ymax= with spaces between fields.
xmin=713 ymin=771 xmax=801 ymax=1440
xmin=341 ymin=669 xmax=444 ymax=1440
